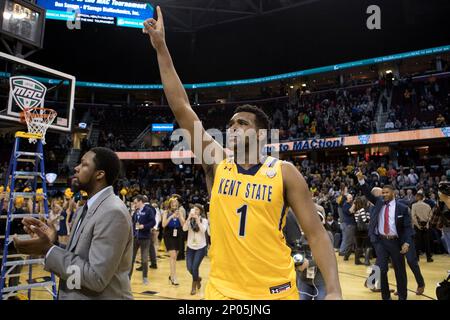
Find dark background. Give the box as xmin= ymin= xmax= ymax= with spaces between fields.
xmin=23 ymin=0 xmax=450 ymax=84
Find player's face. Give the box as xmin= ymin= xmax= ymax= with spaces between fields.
xmin=227 ymin=112 xmax=258 ymax=151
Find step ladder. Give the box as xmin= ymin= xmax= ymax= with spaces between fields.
xmin=0 ymin=131 xmax=57 ymax=300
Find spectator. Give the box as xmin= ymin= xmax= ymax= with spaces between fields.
xmin=130 ymin=195 xmax=156 ymax=285
xmin=341 ymin=194 xmax=356 ymax=261
xmin=408 ymin=169 xmax=419 ymax=185
xmin=162 ymin=197 xmax=185 ymax=286
xmin=384 ymin=120 xmax=395 ymax=130
xmin=182 ymin=204 xmax=208 ymax=295
xmin=411 ymin=193 xmax=433 ymax=262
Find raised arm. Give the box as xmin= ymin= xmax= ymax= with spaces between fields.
xmin=282 ymin=162 xmax=342 ymax=300
xmin=143 ymin=7 xmax=226 ymax=177
xmin=356 ymin=171 xmax=378 ymax=205
xmin=162 ymin=210 xmax=171 ymax=228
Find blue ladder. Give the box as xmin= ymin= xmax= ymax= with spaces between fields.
xmin=0 ymin=131 xmax=57 ymax=300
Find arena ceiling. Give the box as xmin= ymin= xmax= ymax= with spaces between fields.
xmin=158 ymin=0 xmax=321 ymax=32
xmin=10 ymin=0 xmax=450 ymax=85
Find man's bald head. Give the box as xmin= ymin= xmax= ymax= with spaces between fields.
xmin=371 ymin=187 xmax=382 ymax=197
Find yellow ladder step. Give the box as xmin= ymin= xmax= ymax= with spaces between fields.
xmin=14 ymin=131 xmax=43 ymax=140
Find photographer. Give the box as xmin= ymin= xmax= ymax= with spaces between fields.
xmin=283 ymin=209 xmax=332 ymax=300
xmin=182 ymin=204 xmax=208 ymax=295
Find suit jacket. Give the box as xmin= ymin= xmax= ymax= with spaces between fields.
xmin=132 ymin=204 xmax=156 ymax=239
xmin=360 ymin=182 xmax=414 ymax=246
xmin=44 ymin=187 xmax=134 ymax=300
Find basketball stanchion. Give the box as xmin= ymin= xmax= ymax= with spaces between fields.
xmin=0 ymin=107 xmax=58 ymax=300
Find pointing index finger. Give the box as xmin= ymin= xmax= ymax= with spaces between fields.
xmin=156 ymin=6 xmax=163 ymax=23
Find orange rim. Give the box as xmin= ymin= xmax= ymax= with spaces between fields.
xmin=23 ymin=107 xmax=57 ymax=120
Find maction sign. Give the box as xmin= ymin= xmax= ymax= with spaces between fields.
xmin=116 ymin=127 xmax=450 ymax=160
xmin=264 ymin=137 xmax=344 ymax=153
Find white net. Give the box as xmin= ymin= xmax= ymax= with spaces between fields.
xmin=23 ymin=107 xmax=57 ymax=144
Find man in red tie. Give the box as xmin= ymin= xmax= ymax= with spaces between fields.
xmin=356 ymin=171 xmax=414 ymax=300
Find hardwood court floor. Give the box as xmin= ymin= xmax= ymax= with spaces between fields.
xmin=12 ymin=250 xmax=449 ymax=300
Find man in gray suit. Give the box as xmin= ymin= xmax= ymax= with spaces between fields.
xmin=14 ymin=147 xmax=133 ymax=300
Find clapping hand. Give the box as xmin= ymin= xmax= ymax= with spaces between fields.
xmin=13 ymin=217 xmax=58 ymax=256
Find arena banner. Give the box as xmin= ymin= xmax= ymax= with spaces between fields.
xmin=263 ymin=137 xmax=345 ymax=153
xmin=116 ymin=127 xmax=450 ymax=160
xmin=1 ymin=45 xmax=449 ymax=90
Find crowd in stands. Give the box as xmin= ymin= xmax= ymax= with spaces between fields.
xmin=81 ymin=74 xmax=449 ymax=153
xmin=386 ymin=75 xmax=449 ymax=131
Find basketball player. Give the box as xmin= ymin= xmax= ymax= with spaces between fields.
xmin=143 ymin=7 xmax=341 ymax=300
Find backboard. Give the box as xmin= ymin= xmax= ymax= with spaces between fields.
xmin=0 ymin=50 xmax=75 ymax=132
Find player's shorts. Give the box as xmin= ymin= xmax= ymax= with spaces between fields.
xmin=204 ymin=281 xmax=299 ymax=300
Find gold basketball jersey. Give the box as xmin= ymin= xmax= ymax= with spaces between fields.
xmin=207 ymin=156 xmax=296 ymax=299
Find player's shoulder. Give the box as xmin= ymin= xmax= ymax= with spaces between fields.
xmin=279 ymin=159 xmax=298 ymax=173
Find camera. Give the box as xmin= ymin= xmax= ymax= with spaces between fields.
xmin=292 ymin=239 xmax=306 ymax=270
xmin=438 ymin=181 xmax=450 ymax=196
xmin=190 ymin=217 xmax=200 ymax=232
xmin=293 ymin=253 xmax=305 ymax=269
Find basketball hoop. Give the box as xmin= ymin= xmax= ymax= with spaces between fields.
xmin=22 ymin=107 xmax=57 ymax=144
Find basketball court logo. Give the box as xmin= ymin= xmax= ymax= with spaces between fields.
xmin=441 ymin=127 xmax=450 ymax=138
xmin=9 ymin=76 xmax=47 ymax=110
xmin=358 ymin=135 xmax=371 ymax=145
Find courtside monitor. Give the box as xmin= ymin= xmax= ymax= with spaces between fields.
xmin=0 ymin=51 xmax=75 ymax=132
xmin=0 ymin=0 xmax=46 ymax=48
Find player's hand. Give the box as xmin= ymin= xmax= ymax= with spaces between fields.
xmin=400 ymin=243 xmax=409 ymax=254
xmin=143 ymin=6 xmax=165 ymax=51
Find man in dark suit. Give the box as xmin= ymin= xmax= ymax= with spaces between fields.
xmin=357 ymin=171 xmax=414 ymax=300
xmin=129 ymin=194 xmax=156 ymax=285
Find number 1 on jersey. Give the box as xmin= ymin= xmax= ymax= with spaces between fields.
xmin=236 ymin=204 xmax=248 ymax=237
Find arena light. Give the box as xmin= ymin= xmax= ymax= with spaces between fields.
xmin=386 ymin=69 xmax=392 ymax=74
xmin=302 ymin=83 xmax=307 ymax=87
xmin=45 ymin=173 xmax=57 ymax=184
xmin=290 ymin=85 xmax=294 ymax=89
